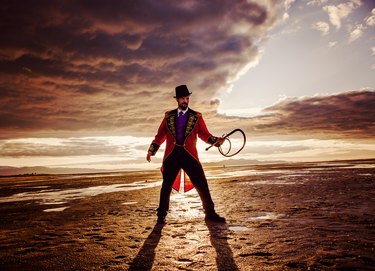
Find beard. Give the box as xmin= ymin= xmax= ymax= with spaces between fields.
xmin=179 ymin=103 xmax=188 ymax=110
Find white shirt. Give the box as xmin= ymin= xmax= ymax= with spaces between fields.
xmin=177 ymin=107 xmax=188 ymax=116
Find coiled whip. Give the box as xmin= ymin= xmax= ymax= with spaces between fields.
xmin=205 ymin=128 xmax=246 ymax=157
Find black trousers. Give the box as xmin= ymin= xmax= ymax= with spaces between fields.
xmin=157 ymin=146 xmax=215 ymax=217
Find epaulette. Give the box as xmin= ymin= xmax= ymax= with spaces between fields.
xmin=165 ymin=110 xmax=175 ymax=118
xmin=190 ymin=109 xmax=201 ymax=118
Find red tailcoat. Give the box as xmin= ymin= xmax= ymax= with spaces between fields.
xmin=148 ymin=108 xmax=216 ymax=191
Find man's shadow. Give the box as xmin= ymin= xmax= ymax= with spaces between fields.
xmin=205 ymin=220 xmax=239 ymax=271
xmin=128 ymin=221 xmax=238 ymax=271
xmin=128 ymin=223 xmax=165 ymax=271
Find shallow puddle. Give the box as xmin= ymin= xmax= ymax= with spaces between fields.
xmin=43 ymin=207 xmax=69 ymax=212
xmin=0 ymin=181 xmax=161 ymax=205
xmin=122 ymin=201 xmax=138 ymax=205
xmin=249 ymin=212 xmax=283 ymax=220
xmin=228 ymin=226 xmax=250 ymax=231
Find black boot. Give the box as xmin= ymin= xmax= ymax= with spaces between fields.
xmin=156 ymin=207 xmax=167 ymax=224
xmin=205 ymin=212 xmax=226 ymax=223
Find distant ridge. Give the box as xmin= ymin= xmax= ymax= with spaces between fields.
xmin=203 ymin=158 xmax=285 ymax=167
xmin=0 ymin=166 xmax=108 ymax=176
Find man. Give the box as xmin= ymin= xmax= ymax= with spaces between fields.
xmin=147 ymin=84 xmax=226 ymax=224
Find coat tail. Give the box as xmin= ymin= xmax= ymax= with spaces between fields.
xmin=172 ymin=169 xmax=194 ymax=192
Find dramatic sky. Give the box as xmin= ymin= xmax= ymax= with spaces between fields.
xmin=1 ymin=0 xmax=374 ymax=171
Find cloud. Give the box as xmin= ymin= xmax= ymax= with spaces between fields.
xmin=312 ymin=21 xmax=330 ymax=35
xmin=255 ymin=89 xmax=375 ymax=139
xmin=0 ymin=0 xmax=281 ymax=139
xmin=249 ymin=143 xmax=312 ymax=155
xmin=323 ymin=1 xmax=361 ymax=30
xmin=1 ymin=0 xmax=373 ymax=163
xmin=307 ymin=0 xmax=328 ymax=6
xmin=0 ymin=136 xmax=150 ymax=158
xmin=328 ymin=41 xmax=338 ymax=47
xmin=280 ymin=0 xmax=297 ymax=21
xmin=2 ymin=89 xmax=374 ymax=164
xmin=348 ymin=24 xmax=364 ymax=43
xmin=366 ymin=8 xmax=375 ymax=26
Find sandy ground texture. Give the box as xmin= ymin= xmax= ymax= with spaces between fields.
xmin=0 ymin=160 xmax=374 ymax=271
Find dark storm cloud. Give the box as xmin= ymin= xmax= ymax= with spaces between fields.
xmin=255 ymin=89 xmax=375 ymax=138
xmin=0 ymin=0 xmax=279 ymax=138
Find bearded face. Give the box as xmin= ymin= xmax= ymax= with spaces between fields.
xmin=176 ymin=96 xmax=190 ymax=110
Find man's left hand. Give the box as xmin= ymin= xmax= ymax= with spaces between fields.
xmin=214 ymin=137 xmax=225 ymax=147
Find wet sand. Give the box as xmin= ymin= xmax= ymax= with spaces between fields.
xmin=0 ymin=160 xmax=374 ymax=270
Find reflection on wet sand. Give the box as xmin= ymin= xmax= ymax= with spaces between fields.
xmin=0 ymin=180 xmax=161 ymax=204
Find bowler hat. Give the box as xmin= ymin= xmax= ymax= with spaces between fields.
xmin=174 ymin=85 xmax=192 ymax=98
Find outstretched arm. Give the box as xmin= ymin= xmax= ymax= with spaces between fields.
xmin=146 ymin=118 xmax=167 ymax=162
xmin=197 ymin=115 xmax=224 ymax=147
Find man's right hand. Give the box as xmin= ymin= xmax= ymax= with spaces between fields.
xmin=146 ymin=151 xmax=152 ymax=162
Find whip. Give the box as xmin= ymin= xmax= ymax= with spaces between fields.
xmin=205 ymin=128 xmax=246 ymax=157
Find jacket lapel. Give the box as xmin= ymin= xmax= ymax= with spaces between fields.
xmin=184 ymin=110 xmax=199 ymax=138
xmin=166 ymin=109 xmax=177 ymax=137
